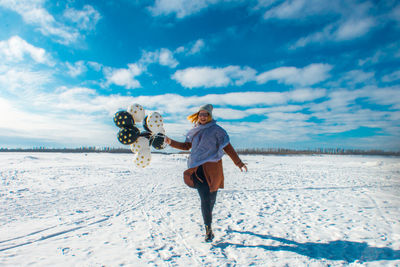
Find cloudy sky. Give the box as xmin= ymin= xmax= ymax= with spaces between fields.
xmin=0 ymin=0 xmax=399 ymax=151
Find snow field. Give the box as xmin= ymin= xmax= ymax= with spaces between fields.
xmin=0 ymin=152 xmax=399 ymax=266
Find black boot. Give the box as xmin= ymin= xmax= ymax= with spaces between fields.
xmin=205 ymin=225 xmax=214 ymax=242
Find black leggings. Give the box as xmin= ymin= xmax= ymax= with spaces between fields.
xmin=194 ymin=165 xmax=217 ymax=227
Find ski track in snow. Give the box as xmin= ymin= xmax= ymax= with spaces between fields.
xmin=1 ymin=152 xmax=400 ymax=266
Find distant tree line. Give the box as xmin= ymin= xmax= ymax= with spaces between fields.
xmin=0 ymin=147 xmax=399 ymax=156
xmin=0 ymin=147 xmax=132 ymax=153
xmin=235 ymin=148 xmax=400 ymax=156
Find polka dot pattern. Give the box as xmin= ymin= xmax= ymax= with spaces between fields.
xmin=127 ymin=103 xmax=145 ymax=123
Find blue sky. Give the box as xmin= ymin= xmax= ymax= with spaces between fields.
xmin=0 ymin=0 xmax=399 ymax=151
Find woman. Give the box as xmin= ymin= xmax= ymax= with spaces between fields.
xmin=164 ymin=104 xmax=247 ymax=242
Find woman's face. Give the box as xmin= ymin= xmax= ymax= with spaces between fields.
xmin=198 ymin=111 xmax=209 ymax=125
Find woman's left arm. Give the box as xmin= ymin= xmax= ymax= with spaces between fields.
xmin=223 ymin=143 xmax=248 ymax=172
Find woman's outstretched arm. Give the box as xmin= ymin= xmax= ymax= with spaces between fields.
xmin=165 ymin=136 xmax=192 ymax=151
xmin=223 ymin=143 xmax=248 ymax=172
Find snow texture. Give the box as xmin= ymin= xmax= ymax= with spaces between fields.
xmin=1 ymin=153 xmax=399 ymax=266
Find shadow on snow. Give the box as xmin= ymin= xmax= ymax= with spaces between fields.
xmin=214 ymin=230 xmax=400 ymax=263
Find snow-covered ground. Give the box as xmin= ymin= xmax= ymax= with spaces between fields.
xmin=1 ymin=152 xmax=399 ymax=266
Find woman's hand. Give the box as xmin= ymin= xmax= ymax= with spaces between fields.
xmin=164 ymin=136 xmax=172 ymax=145
xmin=239 ymin=162 xmax=248 ymax=172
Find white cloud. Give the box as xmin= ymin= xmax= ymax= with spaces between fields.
xmin=158 ymin=49 xmax=179 ymax=68
xmin=214 ymin=108 xmax=248 ymax=119
xmin=100 ymin=47 xmax=180 ymax=90
xmin=296 ymin=15 xmax=375 ymax=48
xmin=140 ymin=48 xmax=179 ymax=68
xmin=172 ymin=65 xmax=256 ymax=88
xmin=88 ymin=61 xmax=103 ymax=71
xmin=333 ymin=70 xmax=375 ymax=88
xmin=1 ymin=82 xmax=399 ymax=149
xmin=103 ymin=41 xmax=209 ymax=89
xmin=63 ymin=5 xmax=101 ymax=31
xmin=189 ymin=39 xmax=205 ymax=54
xmin=0 ymin=36 xmax=54 ymax=65
xmin=0 ymin=67 xmax=52 ymax=93
xmin=0 ymin=1 xmax=100 ymax=45
xmin=345 ymin=70 xmax=375 ymax=83
xmin=171 ymin=63 xmax=332 ymax=90
xmin=53 ymin=87 xmax=101 ymax=113
xmin=175 ymin=39 xmax=206 ymax=55
xmin=148 ymin=0 xmax=221 ymax=18
xmin=214 ymin=103 xmax=312 ymax=120
xmin=201 ymin=88 xmax=326 ymax=106
xmin=0 ymin=96 xmax=114 ymax=147
xmin=382 ymin=70 xmax=400 ymax=83
xmin=260 ymin=0 xmax=378 ymax=48
xmin=365 ymin=86 xmax=400 ymax=109
xmin=218 ymin=88 xmax=399 ymax=147
xmin=263 ymin=0 xmax=312 ymax=19
xmin=104 ymin=64 xmax=143 ymax=89
xmin=252 ymin=0 xmax=278 ymax=10
xmin=256 ymin=63 xmax=332 ymax=86
xmin=389 ymin=4 xmax=400 ymax=24
xmin=201 ymin=91 xmax=287 ymax=106
xmin=66 ymin=61 xmax=87 ymax=77
xmin=0 ymin=0 xmax=78 ymax=44
xmin=291 ymin=26 xmax=329 ymax=49
xmin=91 ymin=89 xmax=325 ymax=117
xmin=28 ymin=89 xmax=323 ymax=120
xmin=334 ymin=17 xmax=375 ymax=41
xmin=267 ymin=111 xmax=310 ymax=121
xmin=247 ymin=105 xmax=303 ymax=115
xmin=288 ymin=88 xmax=326 ymax=102
xmin=64 ymin=60 xmax=103 ymax=79
xmin=293 ymin=14 xmax=376 ymax=48
xmin=101 ymin=47 xmax=179 ymax=90
xmin=358 ymin=42 xmax=400 ymax=66
xmin=309 ymin=89 xmax=362 ymax=113
xmin=311 ymin=108 xmax=394 ymax=136
xmin=308 ymin=87 xmax=400 ymax=131
xmin=175 ymin=46 xmax=185 ymax=53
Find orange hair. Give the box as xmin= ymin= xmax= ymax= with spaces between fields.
xmin=187 ymin=111 xmax=212 ymax=124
